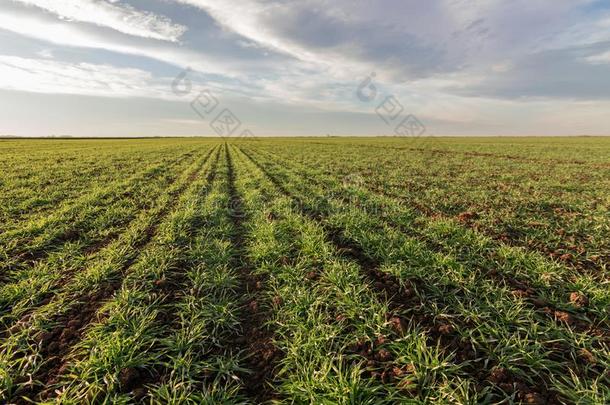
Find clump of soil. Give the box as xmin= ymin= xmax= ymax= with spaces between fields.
xmin=569 ymin=292 xmax=588 ymax=308
xmin=457 ymin=211 xmax=478 ymax=223
xmin=487 ymin=367 xmax=550 ymax=404
xmin=349 ymin=337 xmax=417 ymax=388
xmin=577 ymin=348 xmax=596 ymax=365
xmin=487 ymin=367 xmax=509 ymax=384
xmin=552 ymin=310 xmax=574 ymax=325
xmin=436 ymin=323 xmax=454 ymax=335
xmin=388 ymin=316 xmax=406 ymax=335
xmin=119 ymin=367 xmax=141 ymax=393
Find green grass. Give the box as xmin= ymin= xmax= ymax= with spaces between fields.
xmin=0 ymin=137 xmax=608 ymax=404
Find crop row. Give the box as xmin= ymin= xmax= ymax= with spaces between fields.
xmin=0 ymin=139 xmax=206 ymax=231
xmin=236 ymin=144 xmax=609 ymax=403
xmin=0 ymin=145 xmax=217 ymax=401
xmin=0 ymin=138 xmax=607 ymax=404
xmin=249 ymin=140 xmax=609 ymax=276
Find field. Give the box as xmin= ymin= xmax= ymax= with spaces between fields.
xmin=0 ymin=137 xmax=608 ymax=404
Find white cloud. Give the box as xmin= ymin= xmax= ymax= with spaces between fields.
xmin=11 ymin=0 xmax=186 ymax=42
xmin=173 ymin=0 xmax=310 ymax=59
xmin=1 ymin=0 xmax=610 ymax=137
xmin=0 ymin=7 xmax=253 ymax=79
xmin=0 ymin=54 xmax=175 ymax=99
xmin=36 ymin=48 xmax=54 ymax=59
xmin=585 ymin=51 xmax=610 ymax=65
xmin=170 ymin=0 xmax=610 ymax=97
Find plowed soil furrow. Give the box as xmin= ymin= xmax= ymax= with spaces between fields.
xmin=125 ymin=149 xmax=222 ymax=398
xmin=225 ymin=145 xmax=280 ymax=403
xmin=2 ymin=150 xmax=197 ymax=231
xmin=1 ymin=148 xmax=217 ymax=336
xmin=302 ymin=141 xmax=609 ymax=167
xmin=1 ymin=149 xmax=198 ymax=278
xmin=357 ymin=182 xmax=606 ymax=278
xmin=250 ymin=148 xmax=610 ymax=336
xmin=237 ymin=146 xmax=558 ymax=404
xmin=16 ymin=147 xmax=217 ymax=403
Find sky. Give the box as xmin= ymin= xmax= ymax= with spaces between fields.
xmin=0 ymin=0 xmax=610 ymax=137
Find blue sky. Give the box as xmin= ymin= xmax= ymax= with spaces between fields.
xmin=0 ymin=0 xmax=609 ymax=137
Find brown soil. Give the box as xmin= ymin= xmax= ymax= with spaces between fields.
xmin=238 ymin=147 xmax=557 ymax=403
xmin=19 ymin=280 xmax=122 ymax=402
xmin=13 ymin=148 xmax=217 ymax=403
xmin=260 ymin=151 xmax=609 ymax=335
xmin=226 ymin=146 xmax=280 ymax=402
xmin=487 ymin=270 xmax=608 ymax=339
xmin=124 ymin=147 xmax=222 ymax=400
xmin=569 ymin=292 xmax=589 ymax=308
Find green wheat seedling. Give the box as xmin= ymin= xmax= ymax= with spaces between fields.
xmin=0 ymin=137 xmax=607 ymax=404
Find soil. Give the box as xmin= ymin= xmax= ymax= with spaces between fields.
xmin=226 ymin=146 xmax=280 ymax=402
xmin=112 ymin=149 xmax=222 ymax=400
xmin=14 ymin=149 xmax=217 ymax=403
xmin=239 ymin=147 xmax=557 ymax=404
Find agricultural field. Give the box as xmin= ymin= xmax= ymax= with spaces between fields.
xmin=0 ymin=137 xmax=608 ymax=404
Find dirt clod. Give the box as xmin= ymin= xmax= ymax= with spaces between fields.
xmin=375 ymin=349 xmax=392 ymax=362
xmin=335 ymin=314 xmax=347 ymax=322
xmin=554 ymin=311 xmax=573 ymax=324
xmin=457 ymin=211 xmax=478 ymax=222
xmin=488 ymin=367 xmax=509 ymax=384
xmin=119 ymin=367 xmax=141 ymax=392
xmin=578 ymin=348 xmax=596 ymax=365
xmin=569 ymin=292 xmax=588 ymax=308
xmin=511 ymin=289 xmax=529 ymax=299
xmin=305 ymin=271 xmax=318 ymax=280
xmin=374 ymin=335 xmax=387 ymax=346
xmin=522 ymin=391 xmax=545 ymax=404
xmin=437 ymin=323 xmax=454 ymax=335
xmin=389 ymin=316 xmax=405 ymax=335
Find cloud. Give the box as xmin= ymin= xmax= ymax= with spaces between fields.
xmin=0 ymin=54 xmax=175 ymax=98
xmin=172 ymin=0 xmax=451 ymax=80
xmin=11 ymin=0 xmax=187 ymax=42
xmin=445 ymin=42 xmax=610 ymax=100
xmin=171 ymin=0 xmax=606 ymax=81
xmin=0 ymin=2 xmax=278 ymax=80
xmin=36 ymin=48 xmax=54 ymax=59
xmin=585 ymin=50 xmax=610 ymax=64
xmin=1 ymin=0 xmax=610 ymax=137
